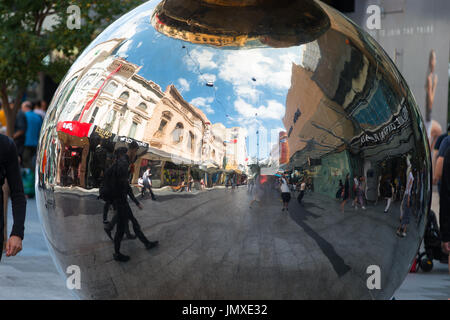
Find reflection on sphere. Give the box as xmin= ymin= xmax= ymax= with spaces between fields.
xmin=36 ymin=0 xmax=431 ymax=299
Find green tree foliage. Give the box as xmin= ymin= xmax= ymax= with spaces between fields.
xmin=0 ymin=0 xmax=143 ymax=136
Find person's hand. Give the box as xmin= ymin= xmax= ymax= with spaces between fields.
xmin=137 ymin=203 xmax=143 ymax=210
xmin=6 ymin=236 xmax=22 ymax=257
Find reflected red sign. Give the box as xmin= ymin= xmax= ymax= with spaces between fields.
xmin=57 ymin=121 xmax=92 ymax=137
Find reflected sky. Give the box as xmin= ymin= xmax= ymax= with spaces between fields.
xmin=71 ymin=0 xmax=307 ymax=159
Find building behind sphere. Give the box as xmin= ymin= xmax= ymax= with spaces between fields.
xmin=36 ymin=0 xmax=431 ymax=299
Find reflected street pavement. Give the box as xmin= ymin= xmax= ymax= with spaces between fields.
xmin=0 ymin=187 xmax=448 ymax=299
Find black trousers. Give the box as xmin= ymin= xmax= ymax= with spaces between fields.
xmin=297 ymin=190 xmax=305 ymax=204
xmin=141 ymin=181 xmax=155 ymax=199
xmin=113 ymin=199 xmax=149 ymax=254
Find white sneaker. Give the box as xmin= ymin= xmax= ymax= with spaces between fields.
xmin=362 ymin=206 xmax=366 ymax=210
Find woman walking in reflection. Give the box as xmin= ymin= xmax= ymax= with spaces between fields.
xmin=141 ymin=167 xmax=156 ymax=200
xmin=280 ymin=174 xmax=291 ymax=212
xmin=383 ymin=176 xmax=394 ymax=213
xmin=352 ymin=175 xmax=359 ymax=208
xmin=297 ymin=179 xmax=306 ymax=205
xmin=249 ymin=174 xmax=263 ymax=209
xmin=356 ymin=176 xmax=366 ymax=210
xmin=340 ymin=174 xmax=350 ymax=213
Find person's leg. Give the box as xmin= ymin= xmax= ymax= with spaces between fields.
xmin=103 ymin=201 xmax=110 ymax=223
xmin=149 ymin=187 xmax=156 ymax=200
xmin=113 ymin=201 xmax=129 ymax=261
xmin=126 ymin=204 xmax=158 ymax=249
xmin=384 ymin=198 xmax=391 ymax=212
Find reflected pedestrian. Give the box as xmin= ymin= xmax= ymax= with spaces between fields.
xmin=297 ymin=179 xmax=306 ymax=205
xmin=104 ymin=145 xmax=158 ymax=262
xmin=280 ymin=174 xmax=291 ymax=212
xmin=141 ymin=167 xmax=156 ymax=200
xmin=340 ymin=174 xmax=350 ymax=213
xmin=383 ymin=177 xmax=394 ymax=213
xmin=397 ymin=168 xmax=414 ymax=237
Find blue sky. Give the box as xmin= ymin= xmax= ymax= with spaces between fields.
xmin=74 ymin=0 xmax=305 ymax=158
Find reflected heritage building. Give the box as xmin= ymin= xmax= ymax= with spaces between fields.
xmin=36 ymin=0 xmax=431 ymax=300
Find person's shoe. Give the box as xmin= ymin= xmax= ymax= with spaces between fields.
xmin=384 ymin=210 xmax=388 ymax=213
xmin=104 ymin=227 xmax=113 ymax=240
xmin=282 ymin=208 xmax=285 ymax=211
xmin=152 ymin=197 xmax=156 ymax=201
xmin=145 ymin=241 xmax=159 ymax=250
xmin=103 ymin=220 xmax=109 ymax=225
xmin=113 ymin=253 xmax=130 ymax=262
xmin=402 ymin=232 xmax=407 ymax=237
xmin=396 ymin=230 xmax=402 ymax=237
xmin=362 ymin=206 xmax=366 ymax=210
xmin=126 ymin=233 xmax=137 ymax=240
xmin=286 ymin=208 xmax=289 ymax=212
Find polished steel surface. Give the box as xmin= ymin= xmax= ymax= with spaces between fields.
xmin=36 ymin=0 xmax=431 ymax=299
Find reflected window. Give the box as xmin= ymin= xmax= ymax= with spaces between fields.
xmin=82 ymin=74 xmax=97 ymax=89
xmin=137 ymin=102 xmax=147 ymax=110
xmin=188 ymin=131 xmax=195 ymax=153
xmin=158 ymin=119 xmax=168 ymax=132
xmin=94 ymin=78 xmax=104 ymax=88
xmin=172 ymin=122 xmax=184 ymax=143
xmin=129 ymin=122 xmax=138 ymax=139
xmin=162 ymin=111 xmax=172 ymax=120
xmin=105 ymin=109 xmax=117 ymax=132
xmin=89 ymin=107 xmax=99 ymax=124
xmin=119 ymin=91 xmax=129 ymax=100
xmin=104 ymin=81 xmax=118 ymax=94
xmin=353 ymin=83 xmax=394 ymax=127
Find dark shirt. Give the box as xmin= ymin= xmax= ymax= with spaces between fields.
xmin=14 ymin=110 xmax=27 ymax=147
xmin=0 ymin=134 xmax=26 ymax=243
xmin=434 ymin=133 xmax=448 ymax=151
xmin=439 ymin=147 xmax=450 ymax=242
xmin=438 ymin=135 xmax=450 ymax=158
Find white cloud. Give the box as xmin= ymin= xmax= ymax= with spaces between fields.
xmin=199 ymin=73 xmax=217 ymax=85
xmin=178 ymin=78 xmax=190 ymax=92
xmin=190 ymin=97 xmax=215 ymax=114
xmin=234 ymin=99 xmax=285 ymax=120
xmin=184 ymin=48 xmax=218 ymax=71
xmin=235 ymin=85 xmax=262 ymax=104
xmin=218 ymin=50 xmax=297 ymax=92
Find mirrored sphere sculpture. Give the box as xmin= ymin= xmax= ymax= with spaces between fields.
xmin=36 ymin=0 xmax=431 ymax=299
